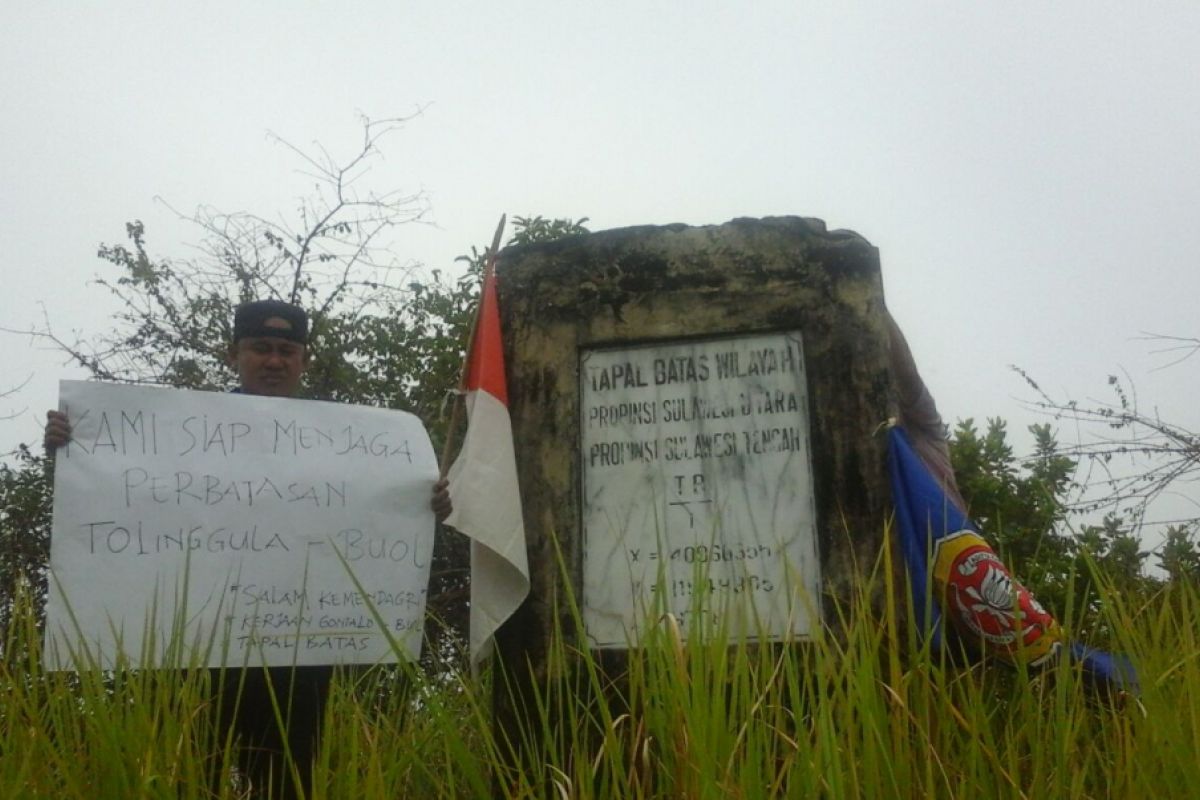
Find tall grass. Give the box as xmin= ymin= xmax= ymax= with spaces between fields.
xmin=2 ymin=535 xmax=1198 ymax=799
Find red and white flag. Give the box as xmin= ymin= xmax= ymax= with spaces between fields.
xmin=444 ymin=254 xmax=530 ymax=665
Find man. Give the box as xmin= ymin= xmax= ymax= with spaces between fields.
xmin=885 ymin=311 xmax=1110 ymax=682
xmin=45 ymin=299 xmax=452 ymax=798
xmin=885 ymin=310 xmax=965 ymax=508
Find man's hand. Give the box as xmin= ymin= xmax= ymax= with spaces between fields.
xmin=44 ymin=410 xmax=71 ymax=453
xmin=431 ymin=477 xmax=452 ymax=523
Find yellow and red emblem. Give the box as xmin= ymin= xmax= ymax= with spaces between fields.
xmin=932 ymin=531 xmax=1064 ymax=667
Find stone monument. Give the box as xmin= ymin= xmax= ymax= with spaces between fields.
xmin=493 ymin=215 xmax=892 ymax=699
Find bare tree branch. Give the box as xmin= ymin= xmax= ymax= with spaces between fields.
xmin=0 ymin=373 xmax=34 ymax=422
xmin=1137 ymin=331 xmax=1200 ymax=371
xmin=1013 ymin=363 xmax=1200 ymax=534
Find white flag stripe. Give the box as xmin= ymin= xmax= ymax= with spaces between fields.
xmin=445 ymin=389 xmax=530 ymax=664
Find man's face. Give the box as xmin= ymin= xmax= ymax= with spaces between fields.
xmin=228 ymin=319 xmax=308 ymax=397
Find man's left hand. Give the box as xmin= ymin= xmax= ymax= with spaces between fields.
xmin=431 ymin=477 xmax=452 ymax=522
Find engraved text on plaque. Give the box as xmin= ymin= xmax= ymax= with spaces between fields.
xmin=580 ymin=331 xmax=820 ymax=647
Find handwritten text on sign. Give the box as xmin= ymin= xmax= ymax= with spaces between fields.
xmin=580 ymin=332 xmax=821 ymax=647
xmin=43 ymin=381 xmax=437 ymax=669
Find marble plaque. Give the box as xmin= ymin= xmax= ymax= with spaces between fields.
xmin=580 ymin=331 xmax=821 ymax=647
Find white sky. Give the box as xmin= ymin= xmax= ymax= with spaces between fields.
xmin=2 ymin=2 xmax=1197 ymax=542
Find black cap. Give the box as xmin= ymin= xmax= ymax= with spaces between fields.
xmin=233 ymin=300 xmax=309 ymax=344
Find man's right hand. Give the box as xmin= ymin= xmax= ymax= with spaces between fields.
xmin=44 ymin=410 xmax=71 ymax=453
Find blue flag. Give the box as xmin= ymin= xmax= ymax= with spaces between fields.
xmin=887 ymin=426 xmax=1136 ymax=692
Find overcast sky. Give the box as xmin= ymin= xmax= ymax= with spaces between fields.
xmin=2 ymin=2 xmax=1197 ymax=543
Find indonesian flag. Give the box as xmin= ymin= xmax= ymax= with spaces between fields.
xmin=444 ymin=256 xmax=530 ymax=665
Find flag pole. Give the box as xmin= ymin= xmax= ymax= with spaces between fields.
xmin=440 ymin=213 xmax=506 ymax=476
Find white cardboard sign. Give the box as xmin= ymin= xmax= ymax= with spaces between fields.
xmin=43 ymin=381 xmax=437 ymax=669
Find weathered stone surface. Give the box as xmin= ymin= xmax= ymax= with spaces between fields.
xmin=492 ymin=216 xmax=892 ymax=682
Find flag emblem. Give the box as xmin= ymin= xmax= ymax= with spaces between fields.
xmin=932 ymin=530 xmax=1063 ymax=666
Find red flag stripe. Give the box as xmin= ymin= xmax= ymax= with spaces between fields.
xmin=463 ymin=265 xmax=508 ymax=405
